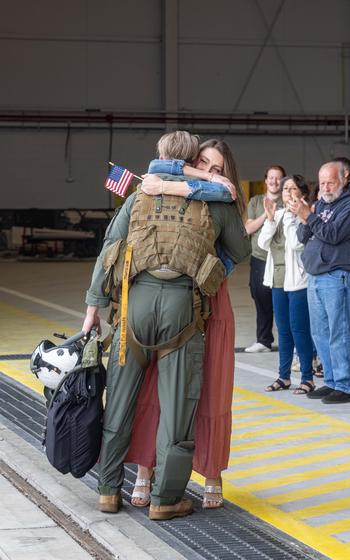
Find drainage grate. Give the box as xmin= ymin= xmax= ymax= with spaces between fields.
xmin=0 ymin=372 xmax=326 ymax=560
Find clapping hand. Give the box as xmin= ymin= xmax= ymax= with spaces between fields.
xmin=263 ymin=197 xmax=277 ymax=221
xmin=288 ymin=198 xmax=311 ymax=223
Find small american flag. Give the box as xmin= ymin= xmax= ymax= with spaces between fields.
xmin=104 ymin=164 xmax=134 ymax=197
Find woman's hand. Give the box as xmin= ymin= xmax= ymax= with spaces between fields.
xmin=263 ymin=197 xmax=277 ymax=221
xmin=286 ymin=197 xmax=299 ymax=215
xmin=288 ymin=198 xmax=311 ymax=224
xmin=82 ymin=305 xmax=101 ymax=335
xmin=141 ymin=174 xmax=163 ymax=195
xmin=210 ymin=174 xmax=237 ymax=200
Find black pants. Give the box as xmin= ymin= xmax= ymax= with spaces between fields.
xmin=249 ymin=256 xmax=274 ymax=348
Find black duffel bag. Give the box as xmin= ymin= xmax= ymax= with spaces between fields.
xmin=43 ymin=335 xmax=106 ymax=478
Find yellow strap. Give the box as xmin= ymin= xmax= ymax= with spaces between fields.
xmin=119 ymin=245 xmax=133 ymax=366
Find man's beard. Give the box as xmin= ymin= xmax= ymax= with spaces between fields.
xmin=321 ymin=188 xmax=343 ymax=203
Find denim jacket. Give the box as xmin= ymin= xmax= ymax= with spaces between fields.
xmin=148 ymin=159 xmax=235 ymax=276
xmin=148 ymin=159 xmax=233 ymax=203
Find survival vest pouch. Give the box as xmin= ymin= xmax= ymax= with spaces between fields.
xmin=43 ymin=335 xmax=106 ymax=478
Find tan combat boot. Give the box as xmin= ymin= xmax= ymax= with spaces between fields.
xmin=99 ymin=494 xmax=122 ymax=513
xmin=149 ymin=498 xmax=193 ymax=520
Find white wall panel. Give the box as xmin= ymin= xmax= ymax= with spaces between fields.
xmin=86 ymin=43 xmax=161 ymax=111
xmin=0 ymin=0 xmax=349 ymax=209
xmin=229 ymin=135 xmax=339 ymax=181
xmin=178 ymin=45 xmax=302 ymax=112
xmin=0 ymin=0 xmax=160 ymax=37
xmin=0 ymin=0 xmax=161 ymax=111
xmin=178 ymin=0 xmax=350 ymax=113
xmin=0 ymin=128 xmax=160 ymax=209
xmin=0 ymin=39 xmax=86 ymax=109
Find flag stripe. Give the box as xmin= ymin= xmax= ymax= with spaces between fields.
xmin=104 ymin=165 xmax=134 ymax=197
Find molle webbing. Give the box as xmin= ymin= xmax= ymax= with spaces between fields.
xmin=126 ymin=192 xmax=217 ymax=279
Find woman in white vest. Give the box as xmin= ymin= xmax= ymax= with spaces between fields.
xmin=258 ymin=174 xmax=315 ymax=395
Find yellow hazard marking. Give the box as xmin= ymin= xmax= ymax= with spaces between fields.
xmin=268 ymin=478 xmax=350 ymax=506
xmin=228 ymin=447 xmax=350 ymax=479
xmin=318 ymin=519 xmax=350 ymax=536
xmin=232 ymin=420 xmax=327 ymax=440
xmin=293 ymin=497 xmax=350 ymax=519
xmin=233 ymin=413 xmax=318 ymax=428
xmin=190 ymin=471 xmax=350 ymax=559
xmin=230 ymin=428 xmax=339 ymax=451
xmin=119 ymin=245 xmax=132 ymax=366
xmin=3 ymin=298 xmax=350 ymax=559
xmin=235 ymin=461 xmax=350 ymax=493
xmin=224 ymin=387 xmax=350 ymax=558
xmin=0 ymin=301 xmax=76 ymax=354
xmin=232 ymin=402 xmax=270 ymax=410
xmin=229 ymin=436 xmax=350 ymax=465
xmin=0 ymin=360 xmax=43 ymax=395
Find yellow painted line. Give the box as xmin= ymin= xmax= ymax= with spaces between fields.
xmin=229 ymin=436 xmax=350 ymax=465
xmin=232 ymin=420 xmax=327 ymax=439
xmin=232 ymin=402 xmax=270 ymax=410
xmin=227 ymin=448 xmax=350 ymax=479
xmin=0 ymin=301 xmax=76 ymax=354
xmin=317 ymin=519 xmax=350 ymax=535
xmin=232 ymin=414 xmax=316 ymax=429
xmin=0 ymin=361 xmax=43 ymax=395
xmin=268 ymin=478 xmax=350 ymax=505
xmin=232 ymin=409 xmax=290 ymax=418
xmin=230 ymin=428 xmax=340 ymax=451
xmin=234 ymin=387 xmax=350 ymax=430
xmin=0 ymin=355 xmax=109 ymax=396
xmin=190 ymin=471 xmax=350 ymax=560
xmin=293 ymin=496 xmax=350 ymax=519
xmin=230 ymin=461 xmax=350 ymax=492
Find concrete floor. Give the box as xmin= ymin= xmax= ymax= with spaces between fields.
xmin=1 ymin=259 xmax=350 ymax=560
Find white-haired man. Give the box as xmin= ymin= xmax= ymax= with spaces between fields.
xmin=291 ymin=162 xmax=350 ymax=403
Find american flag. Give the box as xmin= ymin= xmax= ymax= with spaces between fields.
xmin=104 ymin=165 xmax=134 ymax=197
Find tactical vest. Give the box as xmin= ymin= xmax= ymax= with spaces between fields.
xmin=125 ymin=191 xmax=225 ymax=296
xmin=102 ymin=192 xmax=225 ymax=365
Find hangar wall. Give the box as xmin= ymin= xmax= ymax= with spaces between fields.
xmin=0 ymin=0 xmax=349 ymax=208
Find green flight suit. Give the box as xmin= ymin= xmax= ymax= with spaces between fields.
xmin=86 ymin=189 xmax=251 ymax=505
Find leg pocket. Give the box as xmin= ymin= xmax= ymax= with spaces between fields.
xmin=186 ymin=339 xmax=204 ymax=399
xmin=157 ymin=441 xmax=194 ymax=497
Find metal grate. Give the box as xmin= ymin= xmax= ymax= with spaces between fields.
xmin=0 ymin=372 xmax=326 ymax=560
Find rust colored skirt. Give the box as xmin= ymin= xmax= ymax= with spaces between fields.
xmin=125 ymin=279 xmax=235 ymax=478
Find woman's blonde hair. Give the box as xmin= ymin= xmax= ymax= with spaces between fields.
xmin=157 ymin=130 xmax=200 ymax=162
xmin=199 ymin=139 xmax=246 ymax=216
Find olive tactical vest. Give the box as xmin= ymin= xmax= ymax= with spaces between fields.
xmin=126 ymin=191 xmax=225 ymax=296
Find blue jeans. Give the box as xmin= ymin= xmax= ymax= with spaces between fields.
xmin=272 ymin=288 xmax=313 ymax=383
xmin=307 ymin=271 xmax=350 ymax=393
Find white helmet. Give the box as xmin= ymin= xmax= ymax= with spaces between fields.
xmin=30 ymin=336 xmax=83 ymax=390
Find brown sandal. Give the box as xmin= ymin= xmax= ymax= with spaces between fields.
xmin=265 ymin=379 xmax=291 ymax=392
xmin=293 ymin=381 xmax=315 ymax=395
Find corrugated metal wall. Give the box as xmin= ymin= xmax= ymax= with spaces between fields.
xmin=0 ymin=0 xmax=349 ymax=208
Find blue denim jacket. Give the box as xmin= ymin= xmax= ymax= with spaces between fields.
xmin=147 ymin=159 xmax=235 ymax=276
xmin=148 ymin=159 xmax=233 ymax=203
